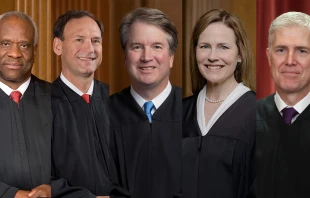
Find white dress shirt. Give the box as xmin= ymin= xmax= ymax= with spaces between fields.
xmin=60 ymin=73 xmax=94 ymax=96
xmin=0 ymin=77 xmax=31 ymax=98
xmin=130 ymin=81 xmax=172 ymax=115
xmin=274 ymin=91 xmax=310 ymax=124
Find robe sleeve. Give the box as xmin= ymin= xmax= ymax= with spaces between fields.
xmin=0 ymin=181 xmax=19 ymax=198
xmin=51 ymin=177 xmax=96 ymax=198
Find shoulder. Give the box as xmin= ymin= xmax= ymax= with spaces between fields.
xmin=183 ymin=95 xmax=197 ymax=108
xmin=93 ymin=79 xmax=109 ymax=98
xmin=31 ymin=75 xmax=51 ymax=95
xmin=256 ymin=93 xmax=277 ymax=121
xmin=94 ymin=79 xmax=109 ymax=91
xmin=257 ymin=93 xmax=275 ymax=111
xmin=171 ymin=85 xmax=182 ymax=96
xmin=109 ymin=86 xmax=131 ymax=101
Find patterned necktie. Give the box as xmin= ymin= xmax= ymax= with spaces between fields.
xmin=82 ymin=94 xmax=90 ymax=104
xmin=144 ymin=101 xmax=154 ymax=122
xmin=282 ymin=107 xmax=298 ymax=125
xmin=10 ymin=90 xmax=22 ymax=108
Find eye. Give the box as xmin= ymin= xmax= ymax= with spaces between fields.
xmin=275 ymin=48 xmax=285 ymax=53
xmin=132 ymin=45 xmax=142 ymax=50
xmin=1 ymin=42 xmax=10 ymax=47
xmin=20 ymin=43 xmax=29 ymax=49
xmin=76 ymin=38 xmax=83 ymax=42
xmin=299 ymin=49 xmax=308 ymax=53
xmin=154 ymin=45 xmax=162 ymax=49
xmin=92 ymin=39 xmax=101 ymax=44
xmin=219 ymin=45 xmax=229 ymax=50
xmin=199 ymin=44 xmax=209 ymax=49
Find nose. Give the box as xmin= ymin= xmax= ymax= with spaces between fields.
xmin=82 ymin=39 xmax=95 ymax=52
xmin=140 ymin=47 xmax=153 ymax=62
xmin=285 ymin=51 xmax=296 ymax=66
xmin=7 ymin=44 xmax=22 ymax=59
xmin=207 ymin=49 xmax=218 ymax=62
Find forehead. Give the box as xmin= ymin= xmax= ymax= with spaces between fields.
xmin=272 ymin=26 xmax=310 ymax=46
xmin=0 ymin=17 xmax=34 ymax=40
xmin=128 ymin=21 xmax=168 ymax=43
xmin=198 ymin=22 xmax=236 ymax=43
xmin=63 ymin=16 xmax=101 ymax=37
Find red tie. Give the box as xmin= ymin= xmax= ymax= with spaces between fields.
xmin=82 ymin=94 xmax=90 ymax=104
xmin=10 ymin=90 xmax=22 ymax=108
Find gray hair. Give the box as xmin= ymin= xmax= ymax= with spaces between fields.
xmin=119 ymin=7 xmax=178 ymax=55
xmin=0 ymin=11 xmax=38 ymax=45
xmin=268 ymin=11 xmax=310 ymax=47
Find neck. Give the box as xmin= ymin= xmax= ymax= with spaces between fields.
xmin=62 ymin=72 xmax=93 ymax=93
xmin=277 ymin=89 xmax=309 ymax=106
xmin=0 ymin=77 xmax=30 ymax=90
xmin=132 ymin=81 xmax=168 ymax=101
xmin=206 ymin=78 xmax=238 ymax=100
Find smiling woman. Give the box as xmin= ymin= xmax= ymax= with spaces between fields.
xmin=182 ymin=9 xmax=256 ymax=198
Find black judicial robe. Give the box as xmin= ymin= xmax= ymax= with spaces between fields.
xmin=108 ymin=86 xmax=182 ymax=198
xmin=51 ymin=78 xmax=128 ymax=198
xmin=257 ymin=94 xmax=310 ymax=198
xmin=0 ymin=75 xmax=52 ymax=198
xmin=182 ymin=91 xmax=256 ymax=198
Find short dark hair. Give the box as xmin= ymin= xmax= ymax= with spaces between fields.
xmin=119 ymin=7 xmax=178 ymax=55
xmin=53 ymin=10 xmax=104 ymax=40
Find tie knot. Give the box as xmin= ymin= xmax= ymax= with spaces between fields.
xmin=82 ymin=94 xmax=90 ymax=104
xmin=144 ymin=101 xmax=154 ymax=122
xmin=282 ymin=107 xmax=298 ymax=125
xmin=10 ymin=90 xmax=22 ymax=104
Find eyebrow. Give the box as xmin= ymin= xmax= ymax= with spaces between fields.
xmin=74 ymin=35 xmax=102 ymax=39
xmin=274 ymin=45 xmax=310 ymax=49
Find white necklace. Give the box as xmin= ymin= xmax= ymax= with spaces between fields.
xmin=205 ymin=96 xmax=224 ymax=103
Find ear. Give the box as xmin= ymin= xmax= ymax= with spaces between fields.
xmin=266 ymin=48 xmax=271 ymax=68
xmin=53 ymin=37 xmax=62 ymax=56
xmin=169 ymin=54 xmax=174 ymax=68
xmin=237 ymin=55 xmax=241 ymax=63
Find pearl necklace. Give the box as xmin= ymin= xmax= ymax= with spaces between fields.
xmin=205 ymin=96 xmax=225 ymax=103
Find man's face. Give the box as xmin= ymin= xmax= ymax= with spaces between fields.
xmin=267 ymin=26 xmax=310 ymax=96
xmin=124 ymin=21 xmax=174 ymax=92
xmin=53 ymin=16 xmax=102 ymax=80
xmin=0 ymin=17 xmax=36 ymax=88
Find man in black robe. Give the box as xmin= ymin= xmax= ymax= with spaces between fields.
xmin=108 ymin=7 xmax=182 ymax=198
xmin=51 ymin=10 xmax=128 ymax=198
xmin=257 ymin=12 xmax=310 ymax=197
xmin=0 ymin=12 xmax=51 ymax=198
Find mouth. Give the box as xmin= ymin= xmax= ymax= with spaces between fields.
xmin=139 ymin=66 xmax=156 ymax=70
xmin=77 ymin=57 xmax=96 ymax=61
xmin=205 ymin=65 xmax=224 ymax=70
xmin=281 ymin=71 xmax=300 ymax=75
xmin=4 ymin=63 xmax=23 ymax=69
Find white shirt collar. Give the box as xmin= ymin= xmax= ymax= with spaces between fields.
xmin=60 ymin=73 xmax=94 ymax=96
xmin=0 ymin=77 xmax=31 ymax=97
xmin=130 ymin=81 xmax=172 ymax=114
xmin=274 ymin=91 xmax=310 ymax=114
xmin=197 ymin=83 xmax=250 ymax=136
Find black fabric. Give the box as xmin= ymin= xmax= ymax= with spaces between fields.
xmin=51 ymin=77 xmax=129 ymax=198
xmin=108 ymin=86 xmax=182 ymax=198
xmin=182 ymin=91 xmax=256 ymax=198
xmin=0 ymin=75 xmax=52 ymax=198
xmin=257 ymin=94 xmax=310 ymax=198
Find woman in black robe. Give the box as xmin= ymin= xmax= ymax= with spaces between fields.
xmin=182 ymin=9 xmax=256 ymax=198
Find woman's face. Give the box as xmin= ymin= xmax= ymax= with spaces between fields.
xmin=196 ymin=22 xmax=240 ymax=85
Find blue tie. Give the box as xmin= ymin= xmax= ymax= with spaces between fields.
xmin=144 ymin=101 xmax=154 ymax=122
